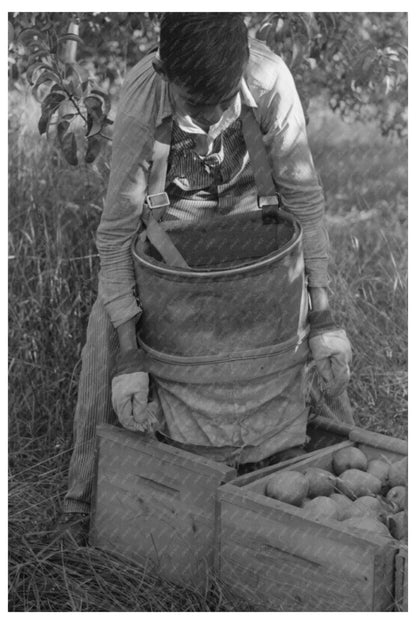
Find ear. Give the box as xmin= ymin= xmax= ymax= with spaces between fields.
xmin=152 ymin=56 xmax=168 ymax=82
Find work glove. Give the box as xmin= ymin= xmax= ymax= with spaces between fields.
xmin=308 ymin=311 xmax=352 ymax=398
xmin=111 ymin=349 xmax=161 ymax=433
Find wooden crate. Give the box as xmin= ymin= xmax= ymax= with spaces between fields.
xmin=394 ymin=544 xmax=408 ymax=611
xmin=89 ymin=424 xmax=236 ymax=591
xmin=88 ymin=417 xmax=352 ymax=590
xmin=217 ymin=432 xmax=407 ymax=612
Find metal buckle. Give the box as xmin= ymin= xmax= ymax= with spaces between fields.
xmin=145 ymin=192 xmax=170 ymax=209
xmin=257 ymin=195 xmax=279 ymax=208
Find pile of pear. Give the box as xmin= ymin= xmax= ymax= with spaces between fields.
xmin=265 ymin=447 xmax=407 ymax=541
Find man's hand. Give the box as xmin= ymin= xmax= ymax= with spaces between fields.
xmin=112 ymin=318 xmax=161 ymax=433
xmin=307 ymin=287 xmax=352 ymax=398
xmin=309 ymin=329 xmax=352 ymax=398
xmin=111 ymin=369 xmax=160 ymax=433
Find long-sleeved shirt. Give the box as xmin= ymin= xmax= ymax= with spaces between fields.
xmin=97 ymin=38 xmax=329 ymax=329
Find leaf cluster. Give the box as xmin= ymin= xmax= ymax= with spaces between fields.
xmin=250 ymin=12 xmax=407 ymax=136
xmin=10 ymin=17 xmax=113 ymax=165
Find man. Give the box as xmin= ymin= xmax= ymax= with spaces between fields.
xmin=55 ymin=13 xmax=351 ymax=545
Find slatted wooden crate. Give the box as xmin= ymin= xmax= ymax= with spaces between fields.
xmin=88 ymin=417 xmax=354 ymax=590
xmin=89 ymin=424 xmax=236 ymax=591
xmin=217 ymin=430 xmax=407 ymax=612
xmin=394 ymin=543 xmax=408 ymax=611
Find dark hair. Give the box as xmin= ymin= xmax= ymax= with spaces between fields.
xmin=159 ymin=13 xmax=249 ymax=101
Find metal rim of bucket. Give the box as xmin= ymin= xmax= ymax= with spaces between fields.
xmin=133 ymin=217 xmax=303 ymax=278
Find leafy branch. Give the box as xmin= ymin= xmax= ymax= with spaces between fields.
xmin=10 ymin=18 xmax=113 ymax=165
xmin=253 ymin=12 xmax=407 ymax=136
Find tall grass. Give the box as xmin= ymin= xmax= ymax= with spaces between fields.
xmin=308 ymin=105 xmax=407 ymax=436
xmin=8 ymin=88 xmax=407 ymax=611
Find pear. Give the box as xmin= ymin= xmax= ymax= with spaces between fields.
xmin=336 ymin=469 xmax=382 ymax=499
xmin=330 ymin=493 xmax=356 ymax=520
xmin=332 ymin=447 xmax=368 ymax=476
xmin=301 ymin=496 xmax=339 ymax=521
xmin=342 ymin=516 xmax=391 ymax=539
xmin=388 ymin=511 xmax=407 ymax=541
xmin=265 ymin=470 xmax=309 ymax=506
xmin=303 ymin=467 xmax=337 ymax=498
xmin=388 ymin=457 xmax=407 ymax=488
xmin=385 ymin=485 xmax=406 ymax=512
xmin=352 ymin=496 xmax=388 ymax=524
xmin=367 ymin=459 xmax=390 ymax=492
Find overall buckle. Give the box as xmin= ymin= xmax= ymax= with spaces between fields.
xmin=144 ymin=192 xmax=170 ymax=222
xmin=258 ymin=195 xmax=280 ymax=224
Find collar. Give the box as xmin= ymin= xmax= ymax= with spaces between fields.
xmin=155 ymin=75 xmax=257 ymax=128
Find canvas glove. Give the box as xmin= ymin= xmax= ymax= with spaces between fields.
xmin=308 ymin=311 xmax=352 ymax=398
xmin=111 ymin=349 xmax=161 ymax=433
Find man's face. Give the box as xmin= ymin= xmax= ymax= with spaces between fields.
xmin=169 ymin=79 xmax=241 ymax=130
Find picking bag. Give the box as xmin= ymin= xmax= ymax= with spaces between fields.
xmin=132 ymin=205 xmax=310 ymax=464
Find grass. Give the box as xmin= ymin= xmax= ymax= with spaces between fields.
xmin=8 ymin=88 xmax=407 ymax=611
xmin=308 ymin=103 xmax=407 ymax=436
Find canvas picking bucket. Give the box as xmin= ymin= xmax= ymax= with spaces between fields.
xmin=132 ymin=205 xmax=311 ymax=464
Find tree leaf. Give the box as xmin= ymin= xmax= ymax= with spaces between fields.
xmin=57 ymin=119 xmax=70 ymax=142
xmin=256 ymin=22 xmax=274 ymax=42
xmin=290 ymin=38 xmax=305 ymax=69
xmin=47 ymin=29 xmax=59 ymax=54
xmin=50 ymin=83 xmax=66 ymax=95
xmin=86 ymin=111 xmax=103 ymax=137
xmin=84 ymin=96 xmax=105 ymax=136
xmin=85 ymin=135 xmax=102 ymax=163
xmin=33 ymin=68 xmax=61 ymax=88
xmin=8 ymin=21 xmax=14 ymax=45
xmin=41 ymin=93 xmax=67 ymax=122
xmin=38 ymin=111 xmax=51 ymax=135
xmin=26 ymin=62 xmax=46 ymax=84
xmin=60 ymin=130 xmax=78 ymax=166
xmin=91 ymin=89 xmax=111 ymax=115
xmin=27 ymin=49 xmax=52 ymax=65
xmin=84 ymin=95 xmax=103 ymax=114
xmin=32 ymin=71 xmax=61 ymax=102
xmin=58 ymin=34 xmax=84 ymax=45
xmin=17 ymin=28 xmax=43 ymax=48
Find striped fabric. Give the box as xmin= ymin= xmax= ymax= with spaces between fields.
xmin=165 ymin=119 xmax=259 ymax=219
xmin=64 ymin=291 xmax=119 ymax=513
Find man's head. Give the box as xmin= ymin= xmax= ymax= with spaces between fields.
xmin=155 ymin=13 xmax=249 ymax=128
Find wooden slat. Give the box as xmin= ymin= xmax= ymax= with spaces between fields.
xmin=355 ymin=442 xmax=406 ymax=464
xmin=96 ymin=424 xmax=236 ymax=481
xmin=394 ymin=545 xmax=408 ymax=611
xmin=309 ymin=415 xmax=354 ymax=437
xmin=238 ymin=441 xmax=353 ymax=494
xmin=220 ymin=540 xmax=372 ymax=611
xmin=97 ymin=437 xmax=225 ymax=517
xmin=372 ymin=547 xmax=396 ymax=611
xmin=219 ymin=496 xmax=385 ymax=571
xmin=230 ymin=440 xmax=352 ymax=489
xmin=349 ymin=428 xmax=407 ymax=455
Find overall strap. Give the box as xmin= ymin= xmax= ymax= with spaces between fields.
xmin=141 ymin=99 xmax=280 ymax=267
xmin=141 ymin=117 xmax=190 ymax=268
xmin=240 ymin=104 xmax=279 ymax=206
